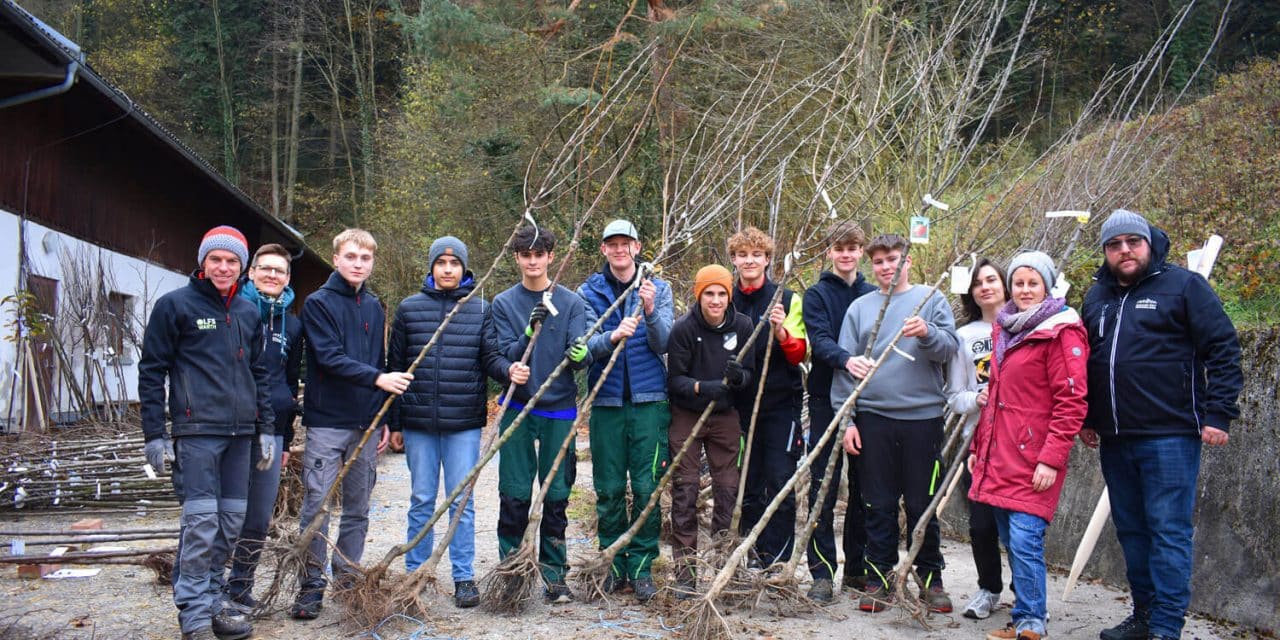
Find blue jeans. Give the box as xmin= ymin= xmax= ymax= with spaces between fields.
xmin=403 ymin=428 xmax=481 ymax=581
xmin=1100 ymin=436 xmax=1201 ymax=638
xmin=993 ymin=508 xmax=1049 ymax=636
xmin=226 ymin=434 xmax=284 ymax=600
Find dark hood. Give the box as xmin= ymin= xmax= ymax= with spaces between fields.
xmin=819 ymin=269 xmax=870 ymax=290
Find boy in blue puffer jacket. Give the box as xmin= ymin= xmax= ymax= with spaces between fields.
xmin=576 ymin=220 xmax=674 ymax=603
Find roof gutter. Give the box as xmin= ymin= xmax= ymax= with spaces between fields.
xmin=0 ymin=60 xmax=77 ymax=111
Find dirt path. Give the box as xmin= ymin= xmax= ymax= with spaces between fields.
xmin=3 ymin=437 xmax=1239 ymax=639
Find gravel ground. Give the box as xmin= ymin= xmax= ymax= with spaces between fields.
xmin=3 ymin=435 xmax=1241 ymax=640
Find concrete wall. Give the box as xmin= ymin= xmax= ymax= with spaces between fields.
xmin=941 ymin=327 xmax=1280 ymax=634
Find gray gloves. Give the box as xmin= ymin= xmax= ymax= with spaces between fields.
xmin=144 ymin=438 xmax=174 ymax=473
xmin=256 ymin=433 xmax=276 ymax=471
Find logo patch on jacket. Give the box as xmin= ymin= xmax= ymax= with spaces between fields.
xmin=723 ymin=332 xmax=738 ymax=351
xmin=195 ymin=318 xmax=218 ymax=331
xmin=1135 ymin=298 xmax=1158 ymax=310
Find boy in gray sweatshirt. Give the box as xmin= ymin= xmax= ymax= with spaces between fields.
xmin=488 ymin=225 xmax=590 ymax=603
xmin=830 ymin=233 xmax=958 ymax=614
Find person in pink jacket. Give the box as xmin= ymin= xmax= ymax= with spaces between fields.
xmin=968 ymin=251 xmax=1089 ymax=640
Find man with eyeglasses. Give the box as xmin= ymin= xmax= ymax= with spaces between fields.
xmin=221 ymin=244 xmax=302 ymax=613
xmin=1080 ymin=209 xmax=1242 ymax=640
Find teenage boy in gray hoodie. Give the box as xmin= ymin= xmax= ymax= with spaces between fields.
xmin=831 ymin=233 xmax=959 ymax=615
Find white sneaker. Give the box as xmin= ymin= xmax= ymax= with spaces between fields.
xmin=964 ymin=588 xmax=999 ymax=619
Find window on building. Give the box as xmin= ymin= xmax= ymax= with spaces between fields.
xmin=103 ymin=292 xmax=136 ymax=365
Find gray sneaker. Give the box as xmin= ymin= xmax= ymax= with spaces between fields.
xmin=964 ymin=588 xmax=999 ymax=619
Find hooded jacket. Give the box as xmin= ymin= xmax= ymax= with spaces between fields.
xmin=388 ymin=274 xmax=512 ymax=433
xmin=667 ymin=304 xmax=756 ymax=413
xmin=301 ymin=271 xmax=388 ymax=430
xmin=1081 ymin=225 xmax=1243 ymax=438
xmin=239 ymin=281 xmax=302 ymax=445
xmin=732 ymin=278 xmax=806 ymax=413
xmin=969 ymin=308 xmax=1088 ymax=522
xmin=803 ymin=270 xmax=877 ymax=398
xmin=139 ymin=273 xmax=274 ymax=442
xmin=578 ymin=265 xmax=674 ymax=407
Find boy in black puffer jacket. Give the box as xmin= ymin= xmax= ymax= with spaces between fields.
xmin=387 ymin=236 xmax=525 ymax=608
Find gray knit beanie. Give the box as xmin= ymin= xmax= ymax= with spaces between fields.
xmin=1099 ymin=209 xmax=1151 ymax=247
xmin=428 ymin=236 xmax=469 ymax=272
xmin=1007 ymin=250 xmax=1057 ymax=293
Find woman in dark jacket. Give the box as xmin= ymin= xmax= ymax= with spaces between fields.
xmin=665 ymin=265 xmax=754 ymax=598
xmin=969 ymin=251 xmax=1088 ymax=640
xmin=387 ymin=237 xmax=521 ymax=608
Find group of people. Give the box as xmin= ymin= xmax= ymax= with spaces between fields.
xmin=138 ymin=208 xmax=1241 ymax=640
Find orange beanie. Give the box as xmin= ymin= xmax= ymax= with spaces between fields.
xmin=693 ymin=265 xmax=733 ymax=301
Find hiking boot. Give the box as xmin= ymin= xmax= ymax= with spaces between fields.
xmin=181 ymin=628 xmax=217 ymax=640
xmin=544 ymin=580 xmax=574 ymax=604
xmin=1100 ymin=612 xmax=1151 ymax=640
xmin=964 ymin=588 xmax=999 ymax=619
xmin=921 ymin=582 xmax=953 ymax=613
xmin=602 ymin=573 xmax=628 ymax=594
xmin=633 ymin=577 xmax=658 ymax=602
xmin=807 ymin=578 xmax=834 ymax=603
xmin=210 ymin=612 xmax=252 ymax=640
xmin=858 ymin=582 xmax=893 ymax=612
xmin=453 ymin=580 xmax=480 ymax=608
xmin=290 ymin=586 xmax=323 ymax=620
xmin=842 ymin=573 xmax=871 ymax=592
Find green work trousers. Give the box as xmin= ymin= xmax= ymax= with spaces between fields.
xmin=497 ymin=410 xmax=577 ymax=583
xmin=589 ymin=401 xmax=671 ymax=580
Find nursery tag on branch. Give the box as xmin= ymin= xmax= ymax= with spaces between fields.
xmin=909 ymin=216 xmax=931 ymax=244
xmin=1047 ymin=210 xmax=1091 ymax=224
xmin=950 ymin=265 xmax=971 ymax=294
xmin=541 ymin=290 xmax=560 ymax=317
xmin=1051 ymin=274 xmax=1071 ymax=298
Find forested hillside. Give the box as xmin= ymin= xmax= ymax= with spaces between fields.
xmin=23 ymin=0 xmax=1280 ymax=313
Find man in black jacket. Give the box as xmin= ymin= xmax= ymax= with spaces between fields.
xmin=292 ymin=229 xmax=413 ymax=620
xmin=138 ymin=225 xmax=274 ymax=640
xmin=223 ymin=243 xmax=303 ymax=613
xmin=801 ymin=221 xmax=877 ymax=602
xmin=387 ymin=236 xmax=526 ymax=608
xmin=666 ymin=264 xmax=755 ymax=597
xmin=1081 ymin=209 xmax=1243 ymax=640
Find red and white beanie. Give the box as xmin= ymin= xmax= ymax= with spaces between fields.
xmin=198 ymin=225 xmax=249 ymax=270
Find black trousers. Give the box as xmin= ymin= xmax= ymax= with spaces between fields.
xmin=964 ymin=468 xmax=1006 ymax=593
xmin=805 ymin=395 xmax=867 ymax=581
xmin=856 ymin=411 xmax=945 ymax=588
xmin=738 ymin=403 xmax=803 ymax=564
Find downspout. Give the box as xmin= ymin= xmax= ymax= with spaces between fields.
xmin=0 ymin=61 xmax=78 ymax=111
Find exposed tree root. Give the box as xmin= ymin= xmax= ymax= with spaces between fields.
xmin=478 ymin=546 xmax=542 ymax=614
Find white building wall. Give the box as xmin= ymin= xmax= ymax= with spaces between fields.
xmin=0 ymin=208 xmax=188 ymax=426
